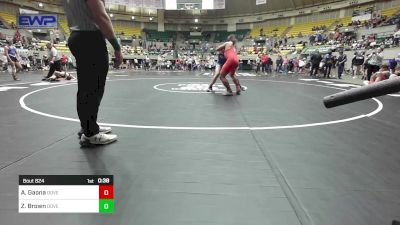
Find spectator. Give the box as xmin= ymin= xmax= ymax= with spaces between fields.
xmin=337 ymin=51 xmax=347 ymax=79
xmin=145 ymin=55 xmax=150 ymax=70
xmin=282 ymin=56 xmax=289 ymax=74
xmin=388 ymin=57 xmax=398 ymax=74
xmin=323 ymin=52 xmax=334 ymax=78
xmin=298 ymin=58 xmax=306 ymax=74
xmin=266 ymin=56 xmax=273 ymax=73
xmin=134 ymin=58 xmax=138 ymax=69
xmin=366 ymin=47 xmax=383 ymax=81
xmin=298 ymin=32 xmax=303 ymax=38
xmin=393 ymin=31 xmax=400 ymax=47
xmin=255 ymin=54 xmax=261 ymax=73
xmin=351 ymin=52 xmax=365 ymax=78
xmin=309 ymin=35 xmax=316 ymax=45
xmin=310 ymin=51 xmax=322 ymax=78
xmin=261 ymin=53 xmax=268 ymax=74
xmin=293 ymin=57 xmax=300 ymax=73
xmin=276 ymin=55 xmax=283 ymax=72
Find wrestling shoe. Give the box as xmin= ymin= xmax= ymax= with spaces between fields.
xmin=12 ymin=74 xmax=20 ymax=81
xmin=222 ymin=91 xmax=233 ymax=96
xmin=77 ymin=126 xmax=112 ymax=138
xmin=79 ymin=133 xmax=118 ymax=147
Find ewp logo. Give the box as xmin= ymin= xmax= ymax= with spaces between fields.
xmin=18 ymin=14 xmax=58 ymax=29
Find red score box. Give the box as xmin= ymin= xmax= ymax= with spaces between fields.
xmin=99 ymin=185 xmax=114 ymax=199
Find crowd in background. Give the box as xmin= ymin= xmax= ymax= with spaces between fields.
xmin=250 ymin=46 xmax=399 ymax=83
xmin=2 ymin=7 xmax=400 ymax=85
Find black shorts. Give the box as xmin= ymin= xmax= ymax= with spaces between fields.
xmin=218 ymin=56 xmax=227 ymax=66
xmin=9 ymin=56 xmax=18 ymax=62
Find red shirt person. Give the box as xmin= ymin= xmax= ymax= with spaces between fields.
xmin=261 ymin=54 xmax=268 ymax=64
xmin=261 ymin=54 xmax=270 ymax=73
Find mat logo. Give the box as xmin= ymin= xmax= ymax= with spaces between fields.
xmin=203 ymin=73 xmax=256 ymax=77
xmin=171 ymin=83 xmax=226 ymax=92
xmin=154 ymin=83 xmax=243 ymax=93
xmin=18 ymin=14 xmax=58 ymax=29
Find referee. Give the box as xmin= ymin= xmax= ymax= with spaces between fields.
xmin=43 ymin=43 xmax=61 ymax=81
xmin=63 ymin=0 xmax=123 ymax=146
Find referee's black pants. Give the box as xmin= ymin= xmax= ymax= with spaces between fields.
xmin=46 ymin=60 xmax=62 ymax=78
xmin=68 ymin=30 xmax=108 ymax=137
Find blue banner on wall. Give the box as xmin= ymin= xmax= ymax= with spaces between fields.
xmin=18 ymin=14 xmax=58 ymax=29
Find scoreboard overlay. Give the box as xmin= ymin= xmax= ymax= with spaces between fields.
xmin=18 ymin=175 xmax=114 ymax=213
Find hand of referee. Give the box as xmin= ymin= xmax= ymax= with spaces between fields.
xmin=114 ymin=50 xmax=123 ymax=68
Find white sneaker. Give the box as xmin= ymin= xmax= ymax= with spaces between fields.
xmin=240 ymin=86 xmax=247 ymax=91
xmin=99 ymin=126 xmax=112 ymax=134
xmin=78 ymin=126 xmax=112 ymax=138
xmin=80 ymin=133 xmax=118 ymax=147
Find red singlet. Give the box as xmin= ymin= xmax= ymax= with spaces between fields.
xmin=220 ymin=46 xmax=239 ymax=75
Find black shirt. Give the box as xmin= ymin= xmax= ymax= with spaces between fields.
xmin=352 ymin=56 xmax=365 ymax=66
xmin=310 ymin=54 xmax=322 ymax=65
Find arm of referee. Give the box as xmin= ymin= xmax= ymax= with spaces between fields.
xmin=86 ymin=0 xmax=123 ymax=67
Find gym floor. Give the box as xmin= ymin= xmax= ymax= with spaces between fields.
xmin=0 ymin=70 xmax=399 ymax=225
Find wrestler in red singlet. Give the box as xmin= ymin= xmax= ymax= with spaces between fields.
xmin=221 ymin=45 xmax=239 ymax=77
xmin=217 ymin=34 xmax=242 ymax=96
